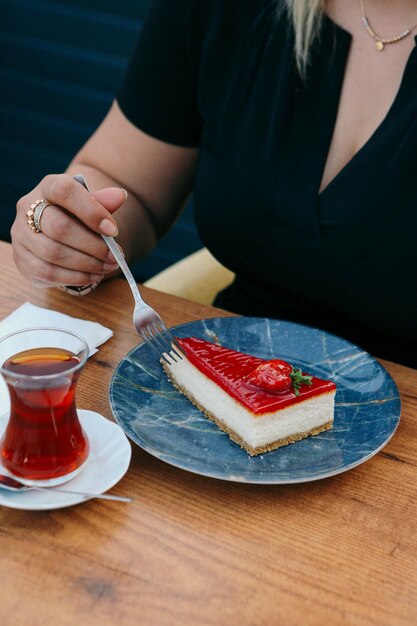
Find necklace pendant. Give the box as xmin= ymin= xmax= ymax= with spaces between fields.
xmin=376 ymin=40 xmax=385 ymax=51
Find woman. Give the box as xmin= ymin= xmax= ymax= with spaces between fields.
xmin=11 ymin=0 xmax=417 ymax=367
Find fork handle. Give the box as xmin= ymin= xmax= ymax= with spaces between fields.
xmin=101 ymin=235 xmax=145 ymax=307
xmin=73 ymin=174 xmax=146 ymax=307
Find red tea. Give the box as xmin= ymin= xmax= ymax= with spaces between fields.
xmin=1 ymin=347 xmax=89 ymax=481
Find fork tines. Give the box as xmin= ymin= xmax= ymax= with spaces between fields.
xmin=140 ymin=322 xmax=184 ymax=365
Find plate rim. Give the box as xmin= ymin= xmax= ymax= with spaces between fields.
xmin=110 ymin=316 xmax=401 ymax=484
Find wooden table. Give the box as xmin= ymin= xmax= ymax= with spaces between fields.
xmin=0 ymin=240 xmax=416 ymax=626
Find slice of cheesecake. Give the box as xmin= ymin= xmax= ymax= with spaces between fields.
xmin=162 ymin=337 xmax=336 ymax=456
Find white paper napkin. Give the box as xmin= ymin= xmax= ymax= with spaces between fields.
xmin=0 ymin=302 xmax=113 ymax=358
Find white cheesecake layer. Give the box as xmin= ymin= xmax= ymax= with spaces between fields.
xmin=165 ymin=356 xmax=335 ymax=449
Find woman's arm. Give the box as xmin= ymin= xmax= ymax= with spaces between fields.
xmin=11 ymin=101 xmax=199 ymax=288
xmin=69 ymin=100 xmax=199 ymax=263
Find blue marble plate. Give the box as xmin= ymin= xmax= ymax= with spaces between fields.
xmin=109 ymin=317 xmax=401 ymax=484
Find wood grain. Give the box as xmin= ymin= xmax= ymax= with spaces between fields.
xmin=0 ymin=241 xmax=416 ymax=626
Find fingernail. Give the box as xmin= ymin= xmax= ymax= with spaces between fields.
xmin=103 ymin=262 xmax=119 ymax=272
xmin=99 ymin=218 xmax=118 ymax=237
xmin=106 ymin=250 xmax=116 ymax=262
xmin=91 ymin=273 xmax=104 ymax=282
xmin=121 ymin=189 xmax=128 ymax=200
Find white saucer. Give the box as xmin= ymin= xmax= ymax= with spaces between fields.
xmin=0 ymin=410 xmax=132 ymax=510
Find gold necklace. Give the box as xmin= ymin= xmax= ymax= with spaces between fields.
xmin=360 ymin=0 xmax=417 ymax=51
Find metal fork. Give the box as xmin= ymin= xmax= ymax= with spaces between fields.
xmin=73 ymin=175 xmax=183 ymax=364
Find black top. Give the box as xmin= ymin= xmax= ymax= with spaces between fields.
xmin=118 ymin=0 xmax=417 ymax=368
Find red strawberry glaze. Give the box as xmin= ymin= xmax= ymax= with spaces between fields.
xmin=176 ymin=337 xmax=336 ymax=416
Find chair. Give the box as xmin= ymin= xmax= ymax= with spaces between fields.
xmin=144 ymin=248 xmax=234 ymax=305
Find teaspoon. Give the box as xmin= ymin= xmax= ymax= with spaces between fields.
xmin=0 ymin=473 xmax=132 ymax=503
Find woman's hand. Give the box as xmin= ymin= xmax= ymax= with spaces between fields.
xmin=12 ymin=101 xmax=198 ymax=290
xmin=11 ymin=174 xmax=126 ymax=289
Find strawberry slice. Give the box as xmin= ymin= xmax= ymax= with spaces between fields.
xmin=245 ymin=359 xmax=313 ymax=395
xmin=245 ymin=359 xmax=293 ymax=392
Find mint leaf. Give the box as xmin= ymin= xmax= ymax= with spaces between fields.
xmin=289 ymin=367 xmax=313 ymax=396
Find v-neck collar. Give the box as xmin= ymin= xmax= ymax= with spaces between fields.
xmin=277 ymin=13 xmax=417 ymax=238
xmin=275 ymin=15 xmax=351 ymax=237
xmin=318 ymin=16 xmax=417 ymax=201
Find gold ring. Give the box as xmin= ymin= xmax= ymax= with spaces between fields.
xmin=26 ymin=199 xmax=50 ymax=233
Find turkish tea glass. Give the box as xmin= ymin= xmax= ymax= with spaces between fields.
xmin=0 ymin=328 xmax=89 ymax=486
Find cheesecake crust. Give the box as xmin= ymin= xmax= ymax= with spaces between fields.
xmin=163 ymin=363 xmax=334 ymax=456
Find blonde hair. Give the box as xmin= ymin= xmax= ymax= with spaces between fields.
xmin=281 ymin=0 xmax=324 ymax=76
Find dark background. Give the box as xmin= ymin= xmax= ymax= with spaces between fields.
xmin=0 ymin=0 xmax=202 ymax=280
